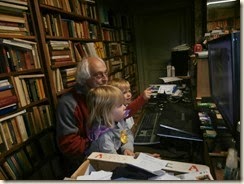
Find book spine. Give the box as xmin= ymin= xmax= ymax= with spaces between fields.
xmin=0 ymin=95 xmax=18 ymax=108
xmin=15 ymin=115 xmax=28 ymax=142
xmin=0 ymin=84 xmax=13 ymax=92
xmin=12 ymin=76 xmax=27 ymax=107
xmin=10 ymin=118 xmax=22 ymax=143
xmin=0 ymin=124 xmax=7 ymax=153
xmin=6 ymin=157 xmax=21 ymax=179
xmin=0 ymin=166 xmax=9 ymax=179
xmin=2 ymin=161 xmax=17 ymax=179
xmin=15 ymin=150 xmax=32 ymax=174
xmin=0 ymin=104 xmax=17 ymax=116
xmin=21 ymin=113 xmax=31 ymax=137
xmin=0 ymin=89 xmax=13 ymax=98
xmin=6 ymin=120 xmax=17 ymax=145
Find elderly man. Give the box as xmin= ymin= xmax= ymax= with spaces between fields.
xmin=56 ymin=56 xmax=108 ymax=176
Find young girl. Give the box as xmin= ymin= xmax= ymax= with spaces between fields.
xmin=85 ymin=85 xmax=135 ymax=156
xmin=108 ymin=78 xmax=152 ymax=129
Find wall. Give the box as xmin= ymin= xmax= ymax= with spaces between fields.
xmin=100 ymin=0 xmax=205 ymax=91
xmin=129 ymin=0 xmax=195 ymax=90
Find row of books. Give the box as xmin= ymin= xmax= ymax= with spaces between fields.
xmin=79 ymin=1 xmax=97 ymax=20
xmin=46 ymin=40 xmax=103 ymax=67
xmin=102 ymin=28 xmax=132 ymax=42
xmin=0 ymin=79 xmax=18 ymax=117
xmin=60 ymin=67 xmax=76 ymax=88
xmin=0 ymin=67 xmax=46 ymax=117
xmin=102 ymin=28 xmax=121 ymax=41
xmin=0 ymin=0 xmax=31 ymax=36
xmin=47 ymin=40 xmax=131 ymax=70
xmin=47 ymin=40 xmax=75 ymax=67
xmin=108 ymin=71 xmax=123 ymax=81
xmin=99 ymin=7 xmax=133 ymax=29
xmin=124 ymin=64 xmax=137 ymax=80
xmin=42 ymin=13 xmax=99 ymax=39
xmin=207 ymin=18 xmax=240 ymax=32
xmin=40 ymin=0 xmax=96 ymax=19
xmin=105 ymin=58 xmax=123 ymax=74
xmin=104 ymin=42 xmax=122 ymax=58
xmin=53 ymin=67 xmax=77 ymax=93
xmin=122 ymin=54 xmax=134 ymax=66
xmin=0 ymin=132 xmax=57 ymax=179
xmin=93 ymin=42 xmax=106 ymax=59
xmin=0 ymin=105 xmax=52 ymax=153
xmin=12 ymin=74 xmax=46 ymax=107
xmin=120 ymin=29 xmax=132 ymax=42
xmin=121 ymin=43 xmax=131 ymax=54
xmin=0 ymin=38 xmax=41 ymax=74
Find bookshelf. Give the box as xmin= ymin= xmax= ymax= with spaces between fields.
xmin=98 ymin=3 xmax=139 ymax=98
xmin=0 ymin=0 xmax=139 ymax=180
xmin=32 ymin=0 xmax=102 ymax=106
xmin=0 ymin=0 xmax=58 ymax=180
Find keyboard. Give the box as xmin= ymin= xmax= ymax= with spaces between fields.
xmin=134 ymin=112 xmax=160 ymax=145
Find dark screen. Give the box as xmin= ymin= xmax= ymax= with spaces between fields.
xmin=208 ymin=32 xmax=240 ymax=134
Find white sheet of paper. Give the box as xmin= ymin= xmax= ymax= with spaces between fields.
xmin=77 ymin=170 xmax=112 ymax=180
xmin=160 ymin=77 xmax=183 ymax=83
xmin=158 ymin=84 xmax=176 ymax=94
xmin=176 ymin=170 xmax=214 ymax=180
xmin=149 ymin=173 xmax=181 ymax=180
xmin=128 ymin=153 xmax=165 ymax=175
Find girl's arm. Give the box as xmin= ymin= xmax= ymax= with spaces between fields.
xmin=97 ymin=132 xmax=118 ymax=154
xmin=126 ymin=94 xmax=147 ymax=116
xmin=126 ymin=87 xmax=151 ymax=116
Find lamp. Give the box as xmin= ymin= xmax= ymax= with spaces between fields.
xmin=207 ymin=0 xmax=237 ymax=5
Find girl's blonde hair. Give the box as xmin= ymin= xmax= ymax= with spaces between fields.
xmin=86 ymin=85 xmax=124 ymax=129
xmin=107 ymin=78 xmax=130 ymax=91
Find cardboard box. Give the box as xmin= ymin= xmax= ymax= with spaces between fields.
xmin=71 ymin=153 xmax=134 ymax=179
xmin=70 ymin=152 xmax=212 ymax=180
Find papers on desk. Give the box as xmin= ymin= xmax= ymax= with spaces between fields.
xmin=159 ymin=76 xmax=183 ymax=83
xmin=149 ymin=84 xmax=176 ymax=94
xmin=158 ymin=85 xmax=176 ymax=94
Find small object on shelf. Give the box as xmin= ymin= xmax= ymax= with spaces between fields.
xmin=203 ymin=130 xmax=217 ymax=138
xmin=224 ymin=148 xmax=238 ymax=180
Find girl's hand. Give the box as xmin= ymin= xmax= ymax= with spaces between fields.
xmin=143 ymin=87 xmax=152 ymax=100
xmin=123 ymin=149 xmax=135 ymax=156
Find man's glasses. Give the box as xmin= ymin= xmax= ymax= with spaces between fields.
xmin=92 ymin=71 xmax=108 ymax=79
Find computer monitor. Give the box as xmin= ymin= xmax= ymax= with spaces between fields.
xmin=208 ymin=32 xmax=240 ymax=138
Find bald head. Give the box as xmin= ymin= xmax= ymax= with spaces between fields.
xmin=88 ymin=57 xmax=106 ymax=74
xmin=76 ymin=56 xmax=108 ymax=88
